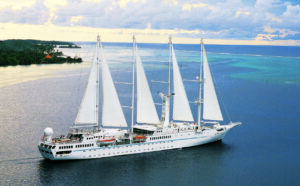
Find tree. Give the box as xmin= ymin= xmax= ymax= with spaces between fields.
xmin=7 ymin=56 xmax=18 ymax=66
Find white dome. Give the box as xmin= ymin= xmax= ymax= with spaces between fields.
xmin=44 ymin=127 xmax=53 ymax=136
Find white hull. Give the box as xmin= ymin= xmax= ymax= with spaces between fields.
xmin=38 ymin=124 xmax=237 ymax=161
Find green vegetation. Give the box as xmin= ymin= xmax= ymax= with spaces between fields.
xmin=0 ymin=39 xmax=82 ymax=66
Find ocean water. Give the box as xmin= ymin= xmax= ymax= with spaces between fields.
xmin=1 ymin=43 xmax=300 ymax=185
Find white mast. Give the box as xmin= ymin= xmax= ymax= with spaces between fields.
xmin=96 ymin=34 xmax=100 ymax=127
xmin=168 ymin=36 xmax=172 ymax=95
xmin=131 ymin=35 xmax=136 ymax=134
xmin=159 ymin=36 xmax=173 ymax=127
xmin=197 ymin=39 xmax=204 ymax=127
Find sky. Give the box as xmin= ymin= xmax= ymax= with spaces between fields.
xmin=0 ymin=0 xmax=300 ymax=45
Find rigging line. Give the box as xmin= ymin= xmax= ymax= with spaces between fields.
xmin=114 ymin=81 xmax=132 ymax=85
xmin=110 ymin=70 xmax=132 ymax=73
xmin=183 ymin=79 xmax=199 ymax=82
xmin=122 ymin=105 xmax=132 ymax=109
xmin=151 ymin=80 xmax=168 ymax=84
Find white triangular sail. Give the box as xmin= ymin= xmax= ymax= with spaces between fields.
xmin=74 ymin=44 xmax=99 ymax=125
xmin=171 ymin=45 xmax=194 ymax=122
xmin=135 ymin=45 xmax=160 ymax=124
xmin=100 ymin=44 xmax=128 ymax=127
xmin=202 ymin=45 xmax=223 ymax=121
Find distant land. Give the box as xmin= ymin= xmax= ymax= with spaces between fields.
xmin=0 ymin=39 xmax=82 ymax=66
xmin=59 ymin=44 xmax=81 ymax=48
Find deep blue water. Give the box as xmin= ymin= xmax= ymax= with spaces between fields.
xmin=0 ymin=43 xmax=300 ymax=185
xmin=78 ymin=41 xmax=300 ymax=57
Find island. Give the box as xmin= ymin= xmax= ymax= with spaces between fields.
xmin=0 ymin=39 xmax=83 ymax=66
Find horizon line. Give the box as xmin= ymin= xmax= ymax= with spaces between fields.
xmin=2 ymin=38 xmax=300 ymax=47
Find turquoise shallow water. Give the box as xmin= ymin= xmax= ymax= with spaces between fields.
xmin=223 ymin=54 xmax=300 ymax=84
xmin=0 ymin=43 xmax=300 ymax=185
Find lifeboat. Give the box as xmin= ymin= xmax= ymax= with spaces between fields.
xmin=133 ymin=135 xmax=147 ymax=143
xmin=97 ymin=137 xmax=116 ymax=146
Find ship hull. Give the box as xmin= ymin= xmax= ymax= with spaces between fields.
xmin=38 ymin=126 xmax=233 ymax=161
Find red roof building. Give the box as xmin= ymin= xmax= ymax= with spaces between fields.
xmin=45 ymin=54 xmax=52 ymax=59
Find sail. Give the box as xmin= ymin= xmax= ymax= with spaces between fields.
xmin=202 ymin=45 xmax=223 ymax=121
xmin=101 ymin=45 xmax=128 ymax=127
xmin=74 ymin=44 xmax=99 ymax=125
xmin=171 ymin=45 xmax=194 ymax=122
xmin=135 ymin=45 xmax=160 ymax=124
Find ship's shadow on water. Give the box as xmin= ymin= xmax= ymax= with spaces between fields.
xmin=37 ymin=141 xmax=231 ymax=185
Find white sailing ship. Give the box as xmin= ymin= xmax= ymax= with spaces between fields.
xmin=38 ymin=35 xmax=241 ymax=160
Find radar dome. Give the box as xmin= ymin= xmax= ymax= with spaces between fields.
xmin=44 ymin=127 xmax=53 ymax=136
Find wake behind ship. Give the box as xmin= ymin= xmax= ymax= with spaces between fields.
xmin=38 ymin=35 xmax=241 ymax=160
